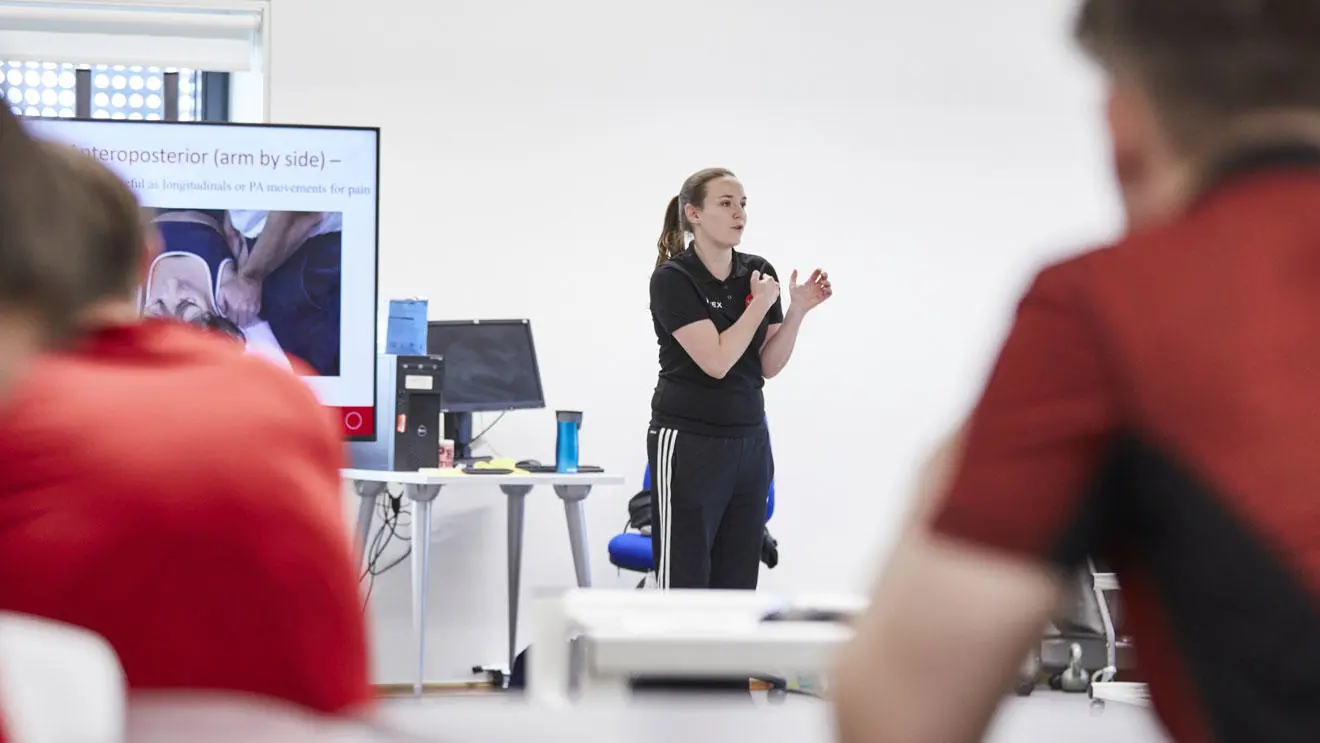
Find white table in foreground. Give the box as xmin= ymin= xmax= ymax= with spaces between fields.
xmin=121 ymin=692 xmax=1170 ymax=743
xmin=384 ymin=696 xmax=1170 ymax=743
xmin=342 ymin=469 xmax=625 ymax=695
xmin=528 ymin=588 xmax=866 ymax=704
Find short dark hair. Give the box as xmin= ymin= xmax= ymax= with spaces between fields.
xmin=0 ymin=98 xmax=98 ymax=337
xmin=194 ymin=312 xmax=246 ymax=342
xmin=1075 ymin=0 xmax=1320 ymax=150
xmin=655 ymin=167 xmax=736 ymax=268
xmin=37 ymin=140 xmax=146 ymax=301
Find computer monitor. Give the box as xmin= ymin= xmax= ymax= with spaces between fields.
xmin=426 ymin=319 xmax=546 ymax=413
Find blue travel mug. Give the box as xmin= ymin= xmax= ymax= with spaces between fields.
xmin=555 ymin=410 xmax=583 ymax=473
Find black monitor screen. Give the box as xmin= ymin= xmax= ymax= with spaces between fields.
xmin=426 ymin=319 xmax=545 ymax=413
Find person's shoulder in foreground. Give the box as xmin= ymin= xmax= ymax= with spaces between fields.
xmin=0 ymin=319 xmax=370 ymax=714
xmin=832 ymin=167 xmax=1320 ymax=741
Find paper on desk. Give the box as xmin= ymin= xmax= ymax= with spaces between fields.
xmin=385 ymin=299 xmax=428 ymax=356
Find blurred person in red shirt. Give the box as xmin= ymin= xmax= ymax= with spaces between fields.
xmin=0 ymin=91 xmax=127 ymax=743
xmin=0 ymin=141 xmax=371 ymax=714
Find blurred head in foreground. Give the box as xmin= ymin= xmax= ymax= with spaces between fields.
xmin=32 ymin=141 xmax=156 ymax=329
xmin=1078 ymin=0 xmax=1320 ymax=228
xmin=0 ymin=98 xmax=105 ymax=387
xmin=31 ymin=143 xmax=240 ymax=344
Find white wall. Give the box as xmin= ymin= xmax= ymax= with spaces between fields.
xmin=268 ymin=0 xmax=1124 ymax=683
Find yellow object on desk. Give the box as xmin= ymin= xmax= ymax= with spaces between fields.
xmin=418 ymin=458 xmax=531 ymax=476
xmin=469 ymin=457 xmax=525 ymax=474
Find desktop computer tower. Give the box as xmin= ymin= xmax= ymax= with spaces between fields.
xmin=393 ymin=355 xmax=444 ymax=471
xmin=348 ymin=354 xmax=445 ymax=471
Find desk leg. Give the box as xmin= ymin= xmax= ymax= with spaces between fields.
xmin=500 ymin=484 xmax=532 ymax=676
xmin=406 ymin=484 xmax=443 ymax=697
xmin=554 ymin=485 xmax=593 ymax=588
xmin=527 ymin=591 xmax=573 ymax=705
xmin=354 ymin=481 xmax=387 ymax=569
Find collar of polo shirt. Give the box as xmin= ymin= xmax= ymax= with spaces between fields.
xmin=677 ymin=247 xmax=753 ymax=283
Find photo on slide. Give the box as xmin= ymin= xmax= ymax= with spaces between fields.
xmin=140 ymin=208 xmax=344 ymax=377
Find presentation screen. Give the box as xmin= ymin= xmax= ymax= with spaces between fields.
xmin=23 ymin=118 xmax=380 ymax=440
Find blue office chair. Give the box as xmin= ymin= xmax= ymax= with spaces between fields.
xmin=608 ymin=450 xmax=775 ymax=580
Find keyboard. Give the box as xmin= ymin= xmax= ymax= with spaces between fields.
xmin=523 ymin=464 xmax=604 ymax=474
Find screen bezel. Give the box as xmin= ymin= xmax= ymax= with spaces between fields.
xmin=20 ymin=117 xmax=382 ymax=442
xmin=426 ymin=318 xmax=547 ymax=414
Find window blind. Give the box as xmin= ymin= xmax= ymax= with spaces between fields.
xmin=0 ymin=1 xmax=265 ymax=72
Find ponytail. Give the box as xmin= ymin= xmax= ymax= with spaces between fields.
xmin=654 ymin=167 xmax=735 ymax=268
xmin=655 ymin=194 xmax=685 ymax=268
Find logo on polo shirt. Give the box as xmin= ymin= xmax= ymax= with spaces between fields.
xmin=707 ymin=299 xmax=724 ymax=310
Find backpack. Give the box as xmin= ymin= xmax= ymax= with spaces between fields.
xmin=626 ymin=489 xmax=652 ymax=535
xmin=624 ymin=487 xmax=778 ymax=569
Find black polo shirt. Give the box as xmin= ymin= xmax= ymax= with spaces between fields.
xmin=649 ymin=247 xmax=784 ymax=438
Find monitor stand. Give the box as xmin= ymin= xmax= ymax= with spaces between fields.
xmin=444 ymin=411 xmax=474 ymax=461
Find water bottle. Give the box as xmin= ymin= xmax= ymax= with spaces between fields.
xmin=555 ymin=410 xmax=583 ymax=473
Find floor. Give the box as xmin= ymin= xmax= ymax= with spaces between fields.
xmin=376 ymin=688 xmax=1173 ymax=743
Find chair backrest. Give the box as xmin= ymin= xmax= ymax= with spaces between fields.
xmin=642 ymin=423 xmax=775 ymax=524
xmin=127 ymin=694 xmax=384 ymax=743
xmin=0 ymin=613 xmax=125 ymax=743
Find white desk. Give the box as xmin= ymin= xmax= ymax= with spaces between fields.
xmin=1087 ymin=571 xmax=1147 ymax=710
xmin=342 ymin=469 xmax=624 ymax=694
xmin=528 ymin=588 xmax=866 ymax=705
xmin=0 ymin=614 xmax=125 ymax=743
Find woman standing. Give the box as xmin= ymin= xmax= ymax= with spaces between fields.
xmin=648 ymin=167 xmax=832 ymax=591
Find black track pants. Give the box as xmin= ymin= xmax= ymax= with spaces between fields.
xmin=646 ymin=426 xmax=772 ymax=590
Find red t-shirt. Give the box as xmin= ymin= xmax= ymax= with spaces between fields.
xmin=931 ymin=155 xmax=1320 ymax=741
xmin=0 ymin=320 xmax=370 ymax=714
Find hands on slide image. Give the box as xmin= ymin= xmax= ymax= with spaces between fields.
xmin=216 ymin=272 xmax=262 ymax=329
xmin=217 ymin=210 xmax=329 ymax=329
